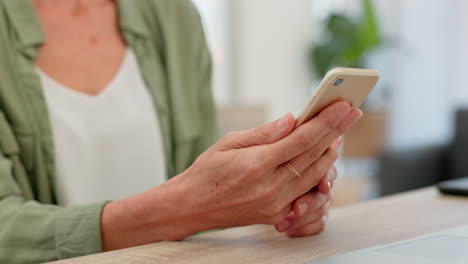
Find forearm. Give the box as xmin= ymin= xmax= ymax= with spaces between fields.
xmin=100 ymin=172 xmax=207 ymax=251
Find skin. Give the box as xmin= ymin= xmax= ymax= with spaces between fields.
xmin=100 ymin=103 xmax=361 ymax=250
xmin=31 ymin=0 xmax=363 ymax=252
xmin=33 ymin=0 xmax=126 ymax=96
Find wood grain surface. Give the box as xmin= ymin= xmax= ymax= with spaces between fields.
xmin=50 ymin=188 xmax=468 ymax=264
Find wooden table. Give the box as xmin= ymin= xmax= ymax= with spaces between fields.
xmin=52 ymin=188 xmax=468 ymax=264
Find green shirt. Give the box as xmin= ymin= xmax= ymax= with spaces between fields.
xmin=0 ymin=0 xmax=218 ymax=263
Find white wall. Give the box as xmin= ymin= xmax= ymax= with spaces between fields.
xmin=379 ymin=0 xmax=453 ymax=148
xmin=230 ymin=0 xmax=315 ymax=120
xmin=373 ymin=0 xmax=468 ymax=149
xmin=446 ymin=1 xmax=468 ymax=108
xmin=192 ymin=0 xmax=232 ymax=104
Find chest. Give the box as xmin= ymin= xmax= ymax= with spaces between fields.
xmin=0 ymin=0 xmax=208 ymax=201
xmin=36 ymin=49 xmax=168 ymax=205
xmin=32 ymin=1 xmax=127 ymax=96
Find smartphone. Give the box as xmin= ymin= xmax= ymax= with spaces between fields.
xmin=295 ymin=68 xmax=380 ymax=128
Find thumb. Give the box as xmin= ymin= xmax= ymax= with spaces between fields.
xmin=219 ymin=113 xmax=296 ymax=150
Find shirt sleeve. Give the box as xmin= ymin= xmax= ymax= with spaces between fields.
xmin=0 ymin=152 xmax=108 ymax=263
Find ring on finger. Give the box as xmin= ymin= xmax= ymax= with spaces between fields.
xmin=285 ymin=162 xmax=302 ymax=178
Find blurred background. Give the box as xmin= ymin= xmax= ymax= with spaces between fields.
xmin=191 ymin=0 xmax=468 ymax=207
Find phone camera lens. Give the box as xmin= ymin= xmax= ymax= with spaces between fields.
xmin=335 ymin=78 xmax=343 ymax=86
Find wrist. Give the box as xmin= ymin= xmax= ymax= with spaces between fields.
xmin=100 ymin=170 xmax=207 ymax=251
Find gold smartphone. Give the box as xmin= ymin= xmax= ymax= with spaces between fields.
xmin=295 ymin=67 xmax=380 ymax=128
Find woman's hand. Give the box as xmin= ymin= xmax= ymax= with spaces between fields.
xmin=275 ymin=166 xmax=337 ymax=237
xmin=169 ymin=101 xmax=360 ymax=230
xmin=101 ymin=101 xmax=362 ymax=251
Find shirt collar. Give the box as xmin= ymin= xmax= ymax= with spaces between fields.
xmin=2 ymin=0 xmax=150 ymax=58
xmin=2 ymin=0 xmax=45 ymax=58
xmin=117 ymin=0 xmax=151 ymax=38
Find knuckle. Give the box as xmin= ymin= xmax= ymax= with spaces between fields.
xmin=190 ymin=157 xmax=204 ymax=173
xmin=306 ymin=145 xmax=324 ymax=162
xmin=321 ymin=116 xmax=337 ymax=131
xmin=315 ymin=166 xmax=328 ymax=181
xmin=296 ymin=132 xmax=313 ymax=148
xmin=254 ymin=155 xmax=271 ymax=170
xmin=244 ymin=162 xmax=263 ymax=177
xmin=336 ymin=121 xmax=347 ymax=134
xmin=254 ymin=125 xmax=270 ymax=142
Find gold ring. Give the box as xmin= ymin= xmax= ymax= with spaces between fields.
xmin=285 ymin=162 xmax=302 ymax=178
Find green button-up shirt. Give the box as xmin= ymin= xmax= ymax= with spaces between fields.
xmin=0 ymin=0 xmax=218 ymax=263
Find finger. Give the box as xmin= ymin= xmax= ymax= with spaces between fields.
xmin=281 ymin=108 xmax=360 ymax=176
xmin=284 ymin=200 xmax=332 ymax=234
xmin=272 ymin=203 xmax=294 ymax=231
xmin=275 ymin=191 xmax=329 ymax=232
xmin=262 ymin=101 xmax=351 ymax=165
xmin=284 ymin=139 xmax=340 ymax=202
xmin=285 ymin=215 xmax=328 ymax=237
xmin=318 ymin=165 xmax=338 ymax=195
xmin=291 ymin=190 xmax=330 ymax=218
xmin=217 ymin=113 xmax=295 ymax=151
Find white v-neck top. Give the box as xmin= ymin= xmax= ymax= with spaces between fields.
xmin=36 ymin=49 xmax=167 ymax=206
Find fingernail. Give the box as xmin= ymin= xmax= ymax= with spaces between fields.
xmin=276 ymin=113 xmax=290 ymax=129
xmin=327 ymin=168 xmax=336 ymax=188
xmin=298 ymin=202 xmax=309 ymax=216
xmin=327 ymin=180 xmax=332 ymax=190
xmin=278 ymin=219 xmax=291 ymax=232
xmin=349 ymin=109 xmax=363 ymax=124
xmin=322 ymin=215 xmax=328 ymax=222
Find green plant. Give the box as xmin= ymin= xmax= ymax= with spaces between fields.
xmin=311 ymin=0 xmax=382 ymax=77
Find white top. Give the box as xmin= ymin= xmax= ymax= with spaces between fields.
xmin=36 ymin=49 xmax=167 ymax=206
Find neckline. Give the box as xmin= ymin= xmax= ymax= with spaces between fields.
xmin=3 ymin=0 xmax=151 ymax=58
xmin=36 ymin=48 xmax=132 ymax=101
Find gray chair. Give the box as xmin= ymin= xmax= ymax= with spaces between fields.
xmin=378 ymin=109 xmax=468 ymax=196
